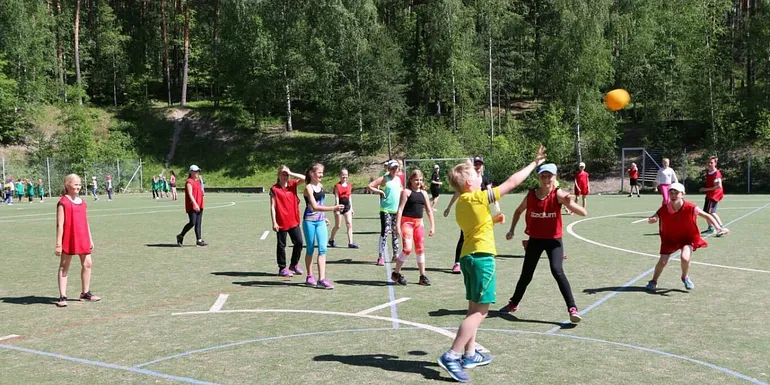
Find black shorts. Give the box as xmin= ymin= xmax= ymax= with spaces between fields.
xmin=630 ymin=178 xmax=638 ymax=186
xmin=430 ymin=187 xmax=440 ymax=198
xmin=703 ymin=198 xmax=719 ymax=213
xmin=339 ymin=198 xmax=351 ymax=214
xmin=169 ymin=183 xmax=176 ymax=188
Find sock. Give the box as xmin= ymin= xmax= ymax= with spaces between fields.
xmin=463 ymin=351 xmax=477 ymax=360
xmin=445 ymin=350 xmax=462 ymax=360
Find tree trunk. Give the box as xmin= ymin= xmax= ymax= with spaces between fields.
xmin=55 ymin=0 xmax=65 ymax=99
xmin=447 ymin=3 xmax=457 ymax=133
xmin=161 ymin=0 xmax=172 ymax=106
xmin=212 ymin=0 xmax=221 ymax=107
xmin=74 ymin=0 xmax=83 ymax=105
xmin=113 ymin=52 xmax=118 ymax=107
xmin=356 ymin=68 xmax=363 ymax=144
xmin=488 ymin=21 xmax=494 ymax=146
xmin=284 ymin=67 xmax=293 ymax=132
xmin=180 ymin=1 xmax=190 ymax=106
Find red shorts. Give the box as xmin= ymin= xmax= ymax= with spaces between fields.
xmin=660 ymin=238 xmax=708 ymax=255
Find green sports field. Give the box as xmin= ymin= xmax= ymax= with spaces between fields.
xmin=1 ymin=192 xmax=769 ymax=385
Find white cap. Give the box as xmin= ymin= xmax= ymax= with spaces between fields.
xmin=579 ymin=162 xmax=586 ymax=168
xmin=434 ymin=164 xmax=439 ymax=169
xmin=189 ymin=165 xmax=201 ymax=172
xmin=669 ymin=183 xmax=685 ymax=194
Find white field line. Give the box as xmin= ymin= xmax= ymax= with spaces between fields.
xmin=260 ymin=231 xmax=270 ymax=240
xmin=629 ymin=206 xmax=768 ymax=224
xmin=0 ymin=335 xmax=20 ymax=341
xmin=209 ymin=294 xmax=229 ymax=312
xmin=0 ymin=201 xmax=242 ymax=223
xmin=356 ymin=298 xmax=411 ymax=315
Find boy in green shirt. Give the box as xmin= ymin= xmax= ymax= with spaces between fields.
xmin=436 ymin=146 xmax=546 ymax=383
xmin=151 ymin=176 xmax=160 ymax=199
xmin=16 ymin=180 xmax=25 ymax=202
xmin=36 ymin=179 xmax=45 ymax=202
xmin=26 ymin=179 xmax=34 ymax=203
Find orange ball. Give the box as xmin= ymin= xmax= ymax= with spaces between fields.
xmin=605 ymin=89 xmax=630 ymax=111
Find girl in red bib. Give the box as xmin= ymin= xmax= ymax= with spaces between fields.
xmin=501 ymin=163 xmax=587 ymax=324
xmin=329 ymin=168 xmax=359 ymax=249
xmin=55 ymin=174 xmax=100 ymax=307
xmin=645 ymin=183 xmax=727 ymax=291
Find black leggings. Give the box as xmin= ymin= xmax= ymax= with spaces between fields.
xmin=454 ymin=230 xmax=464 ymax=264
xmin=508 ymin=238 xmax=576 ymax=310
xmin=180 ymin=209 xmax=203 ymax=241
xmin=276 ymin=226 xmax=303 ymax=269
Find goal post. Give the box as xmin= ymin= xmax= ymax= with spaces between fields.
xmin=620 ymin=147 xmax=662 ymax=192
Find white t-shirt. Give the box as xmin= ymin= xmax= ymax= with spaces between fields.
xmin=657 ymin=167 xmax=678 ymax=185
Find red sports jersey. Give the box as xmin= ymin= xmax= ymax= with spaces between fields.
xmin=656 ymin=200 xmax=708 ymax=255
xmin=58 ymin=196 xmax=92 ymax=255
xmin=628 ymin=168 xmax=638 ymax=179
xmin=270 ymin=180 xmax=301 ymax=230
xmin=574 ymin=171 xmax=590 ymax=195
xmin=184 ymin=177 xmax=204 ymax=212
xmin=525 ymin=188 xmax=563 ymax=239
xmin=335 ymin=182 xmax=352 ymax=199
xmin=396 ymin=171 xmax=405 ymax=187
xmin=705 ymin=170 xmax=724 ymax=202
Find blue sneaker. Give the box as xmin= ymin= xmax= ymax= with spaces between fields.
xmin=437 ymin=353 xmax=469 ymax=382
xmin=682 ymin=276 xmax=695 ymax=290
xmin=462 ymin=350 xmax=493 ymax=369
xmin=645 ymin=280 xmax=657 ymax=292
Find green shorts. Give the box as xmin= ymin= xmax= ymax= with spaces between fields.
xmin=460 ymin=253 xmax=496 ymax=304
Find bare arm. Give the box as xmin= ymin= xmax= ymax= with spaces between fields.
xmin=672 ymin=170 xmax=679 ymax=184
xmin=443 ymin=191 xmax=460 ymax=217
xmin=55 ymin=203 xmax=64 ymax=256
xmin=395 ymin=190 xmax=409 ymax=235
xmin=333 ymin=185 xmax=340 ymax=206
xmin=558 ymin=189 xmax=586 ymax=216
xmin=87 ymin=214 xmax=94 ymax=249
xmin=506 ymin=196 xmax=528 ymax=239
xmin=700 ymin=180 xmax=722 ymax=192
xmin=698 ymin=211 xmax=727 ymax=233
xmin=270 ymin=195 xmax=279 ymax=232
xmin=498 ymin=145 xmax=547 ymax=196
xmin=423 ymin=191 xmax=435 ymax=235
xmin=304 ymin=185 xmax=341 ymax=212
xmin=367 ymin=176 xmax=386 ymax=196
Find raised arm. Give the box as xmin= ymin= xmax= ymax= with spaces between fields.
xmin=498 ymin=145 xmax=547 ymax=196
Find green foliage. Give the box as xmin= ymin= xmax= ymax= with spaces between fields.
xmin=54 ymin=107 xmax=97 ymax=176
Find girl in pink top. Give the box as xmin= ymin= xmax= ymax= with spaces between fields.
xmin=55 ymin=174 xmax=100 ymax=307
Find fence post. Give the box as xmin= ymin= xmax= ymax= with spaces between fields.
xmin=116 ymin=159 xmax=121 ymax=191
xmin=747 ymin=147 xmax=751 ymax=194
xmin=620 ymin=150 xmax=625 ymax=192
xmin=682 ymin=148 xmax=687 ymax=187
xmin=139 ymin=158 xmax=143 ymax=191
xmin=46 ymin=157 xmax=52 ymax=197
xmin=2 ymin=156 xmax=5 ymax=183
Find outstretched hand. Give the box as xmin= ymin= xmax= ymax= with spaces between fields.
xmin=647 ymin=216 xmax=659 ymax=224
xmin=534 ymin=144 xmax=547 ymax=166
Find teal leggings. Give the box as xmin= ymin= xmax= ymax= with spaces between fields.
xmin=303 ymin=219 xmax=328 ymax=256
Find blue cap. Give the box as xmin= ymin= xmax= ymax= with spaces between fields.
xmin=537 ymin=163 xmax=557 ymax=175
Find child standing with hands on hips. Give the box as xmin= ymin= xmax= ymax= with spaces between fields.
xmin=55 ymin=174 xmax=100 ymax=307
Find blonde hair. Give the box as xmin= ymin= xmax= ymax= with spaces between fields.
xmin=448 ymin=161 xmax=474 ymax=192
xmin=407 ymin=169 xmax=424 ymax=191
xmin=62 ymin=174 xmax=81 ymax=195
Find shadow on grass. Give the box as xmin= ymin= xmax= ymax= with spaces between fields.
xmin=583 ymin=286 xmax=689 ymax=296
xmin=313 ymin=353 xmax=450 ymax=382
xmin=326 ymin=258 xmax=376 ymax=265
xmin=212 ymin=271 xmax=277 ymax=278
xmin=428 ymin=308 xmax=575 ymax=328
xmin=353 ymin=217 xmax=381 ymax=220
xmin=145 ymin=243 xmax=182 ymax=248
xmin=616 ymin=216 xmax=651 ymax=219
xmin=335 ymin=280 xmax=390 ymax=287
xmin=495 ymin=254 xmax=525 ymax=259
xmin=401 ymin=267 xmax=457 ymax=275
xmin=643 ymin=233 xmax=660 ymax=236
xmin=233 ymin=280 xmax=307 ymax=288
xmin=353 ymin=231 xmax=380 ymax=235
xmin=0 ymin=296 xmax=58 ymax=305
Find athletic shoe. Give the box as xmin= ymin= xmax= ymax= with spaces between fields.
xmin=391 ymin=272 xmax=407 ymax=286
xmin=498 ymin=302 xmax=519 ymax=314
xmin=701 ymin=227 xmax=714 ymax=234
xmin=317 ymin=278 xmax=334 ymax=289
xmin=568 ymin=307 xmax=582 ymax=324
xmin=645 ymin=280 xmax=657 ymax=292
xmin=289 ymin=264 xmax=304 ymax=275
xmin=328 ymin=240 xmax=338 ymax=248
xmin=437 ymin=353 xmax=469 ymax=383
xmin=279 ymin=268 xmax=293 ymax=277
xmin=462 ymin=350 xmax=493 ymax=369
xmin=348 ymin=243 xmax=359 ymax=249
xmin=196 ymin=240 xmax=208 ymax=247
xmin=682 ymin=276 xmax=695 ymax=290
xmin=716 ymin=228 xmax=728 ymax=237
xmin=376 ymin=257 xmax=384 ymax=266
xmin=418 ymin=275 xmax=432 ymax=286
xmin=79 ymin=291 xmax=101 ymax=302
xmin=451 ymin=263 xmax=461 ymax=274
xmin=56 ymin=296 xmax=68 ymax=307
xmin=176 ymin=234 xmax=183 ymax=247
xmin=306 ymin=275 xmax=317 ymax=286
xmin=628 ymin=194 xmax=632 ymax=197
xmin=563 ymin=254 xmax=568 ymax=259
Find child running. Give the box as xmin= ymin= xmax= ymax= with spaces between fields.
xmin=627 ymin=162 xmax=641 ymax=197
xmin=302 ymin=163 xmax=344 ymax=289
xmin=368 ymin=160 xmax=402 ymax=266
xmin=699 ymin=156 xmax=728 ymax=236
xmin=329 ymin=169 xmax=359 ymax=249
xmin=436 ymin=146 xmax=546 ymax=383
xmin=645 ymin=183 xmax=728 ymax=291
xmin=55 ymin=174 xmax=100 ymax=307
xmin=3 ymin=178 xmax=13 ymax=205
xmin=655 ymin=158 xmax=678 ymax=205
xmin=500 ymin=163 xmax=587 ymax=323
xmin=392 ymin=169 xmax=435 ymax=286
xmin=573 ymin=162 xmax=589 ymax=209
xmin=270 ymin=166 xmax=306 ymax=277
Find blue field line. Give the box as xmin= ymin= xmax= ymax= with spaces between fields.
xmin=546 ymin=202 xmax=770 ymax=334
xmin=476 ymin=328 xmax=769 ymax=385
xmin=383 ymin=258 xmax=400 ymax=328
xmin=0 ymin=344 xmax=219 ymax=385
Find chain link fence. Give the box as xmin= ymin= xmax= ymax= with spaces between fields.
xmin=2 ymin=156 xmax=144 ymax=197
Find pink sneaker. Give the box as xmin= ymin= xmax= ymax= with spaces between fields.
xmin=279 ymin=268 xmax=293 ymax=277
xmin=306 ymin=275 xmax=317 ymax=286
xmin=79 ymin=291 xmax=101 ymax=302
xmin=317 ymin=278 xmax=334 ymax=290
xmin=289 ymin=264 xmax=304 ymax=275
xmin=376 ymin=257 xmax=384 ymax=266
xmin=451 ymin=263 xmax=461 ymax=274
xmin=569 ymin=307 xmax=582 ymax=324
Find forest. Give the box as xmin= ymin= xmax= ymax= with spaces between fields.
xmin=1 ymin=0 xmax=769 ymax=182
